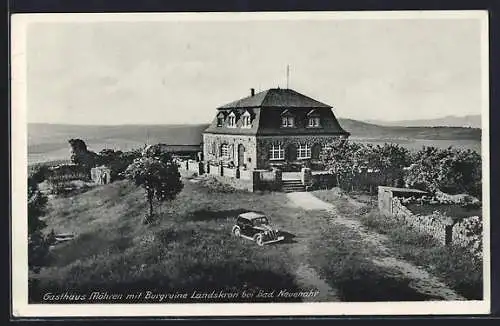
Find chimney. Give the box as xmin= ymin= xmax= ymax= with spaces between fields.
xmin=250 ymin=88 xmax=255 ymax=96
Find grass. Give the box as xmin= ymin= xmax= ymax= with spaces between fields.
xmin=31 ymin=179 xmax=304 ymax=303
xmin=305 ymin=197 xmax=442 ymax=302
xmin=311 ymin=189 xmax=483 ymax=300
xmin=31 ymin=177 xmax=482 ymax=303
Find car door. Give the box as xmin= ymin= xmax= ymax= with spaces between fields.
xmin=239 ymin=218 xmax=251 ymax=236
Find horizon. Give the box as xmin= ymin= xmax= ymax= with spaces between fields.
xmin=27 ymin=113 xmax=481 ymax=127
xmin=21 ymin=13 xmax=484 ymax=125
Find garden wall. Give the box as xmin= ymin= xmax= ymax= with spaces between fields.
xmin=177 ymin=159 xmax=282 ymax=192
xmin=378 ymin=186 xmax=482 ymax=258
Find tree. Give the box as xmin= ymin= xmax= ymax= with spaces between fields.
xmin=405 ymin=146 xmax=482 ymax=197
xmin=319 ymin=139 xmax=363 ymax=191
xmin=124 ymin=153 xmax=183 ymax=224
xmin=28 ymin=176 xmax=51 ymax=273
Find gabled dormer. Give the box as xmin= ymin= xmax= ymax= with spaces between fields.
xmin=227 ymin=111 xmax=237 ymax=128
xmin=306 ymin=109 xmax=321 ymax=128
xmin=241 ymin=110 xmax=252 ymax=128
xmin=216 ymin=111 xmax=226 ymax=127
xmin=280 ymin=109 xmax=295 ymax=128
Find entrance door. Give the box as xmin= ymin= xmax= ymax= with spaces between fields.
xmin=286 ymin=143 xmax=297 ymax=161
xmin=238 ymin=144 xmax=245 ymax=167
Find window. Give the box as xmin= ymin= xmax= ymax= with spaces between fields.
xmin=281 ymin=116 xmax=294 ymax=127
xmin=269 ymin=144 xmax=284 ymax=160
xmin=241 ymin=112 xmax=251 ymax=128
xmin=297 ymin=144 xmax=311 ymax=159
xmin=211 ymin=142 xmax=216 ymax=155
xmin=220 ymin=144 xmax=229 ymax=157
xmin=308 ymin=117 xmax=321 ymax=127
xmin=227 ymin=111 xmax=236 ymax=128
xmin=217 ymin=117 xmax=224 ymax=127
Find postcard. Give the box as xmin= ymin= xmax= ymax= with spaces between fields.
xmin=11 ymin=10 xmax=490 ymax=317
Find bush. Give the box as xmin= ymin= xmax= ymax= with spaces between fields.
xmin=405 ymin=147 xmax=481 ymax=197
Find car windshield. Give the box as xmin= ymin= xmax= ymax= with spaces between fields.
xmin=253 ymin=217 xmax=269 ymax=225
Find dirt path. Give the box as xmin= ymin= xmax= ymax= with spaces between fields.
xmin=286 ymin=192 xmax=466 ymax=301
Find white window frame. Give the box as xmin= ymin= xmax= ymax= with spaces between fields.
xmin=221 ymin=144 xmax=229 ymax=158
xmin=281 ymin=116 xmax=294 ymax=127
xmin=241 ymin=111 xmax=251 ymax=128
xmin=227 ymin=116 xmax=236 ymax=128
xmin=269 ymin=144 xmax=284 ymax=160
xmin=308 ymin=116 xmax=321 ymax=127
xmin=297 ymin=144 xmax=311 ymax=159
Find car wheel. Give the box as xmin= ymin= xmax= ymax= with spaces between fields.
xmin=232 ymin=226 xmax=241 ymax=237
xmin=254 ymin=233 xmax=264 ymax=246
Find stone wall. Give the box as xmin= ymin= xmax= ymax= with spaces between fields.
xmin=177 ymin=158 xmax=282 ymax=192
xmin=311 ymin=172 xmax=337 ymax=190
xmin=378 ymin=186 xmax=483 ymax=258
xmin=391 ymin=196 xmax=451 ymax=246
xmin=203 ymin=134 xmax=257 ymax=170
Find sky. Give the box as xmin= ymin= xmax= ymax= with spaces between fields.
xmin=24 ymin=14 xmax=485 ymax=125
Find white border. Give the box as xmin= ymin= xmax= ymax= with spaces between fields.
xmin=11 ymin=10 xmax=491 ymax=317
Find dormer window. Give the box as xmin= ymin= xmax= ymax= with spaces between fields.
xmin=307 ymin=109 xmax=321 ymax=127
xmin=241 ymin=110 xmax=251 ymax=128
xmin=227 ymin=111 xmax=236 ymax=128
xmin=281 ymin=109 xmax=295 ymax=128
xmin=216 ymin=112 xmax=225 ymax=127
xmin=308 ymin=117 xmax=321 ymax=127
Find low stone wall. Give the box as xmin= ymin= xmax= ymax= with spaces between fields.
xmin=223 ymin=167 xmax=237 ymax=178
xmin=378 ymin=186 xmax=482 ymax=258
xmin=253 ymin=169 xmax=282 ymax=191
xmin=178 ymin=159 xmax=282 ymax=192
xmin=239 ymin=169 xmax=251 ymax=180
xmin=311 ymin=172 xmax=337 ymax=190
xmin=391 ymin=197 xmax=451 ymax=246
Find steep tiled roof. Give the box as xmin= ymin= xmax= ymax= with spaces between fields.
xmin=217 ymin=88 xmax=331 ymax=109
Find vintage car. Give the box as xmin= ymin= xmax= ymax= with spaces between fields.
xmin=231 ymin=212 xmax=285 ymax=246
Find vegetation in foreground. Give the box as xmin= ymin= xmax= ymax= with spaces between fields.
xmin=29 ymin=180 xmax=303 ymax=303
xmin=312 ymin=189 xmax=483 ymax=300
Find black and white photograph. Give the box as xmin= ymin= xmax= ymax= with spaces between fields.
xmin=11 ymin=11 xmax=490 ymax=317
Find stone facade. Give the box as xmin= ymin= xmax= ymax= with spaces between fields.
xmin=203 ymin=134 xmax=257 ymax=170
xmin=256 ymin=134 xmax=345 ymax=170
xmin=202 ymin=133 xmax=345 ymax=171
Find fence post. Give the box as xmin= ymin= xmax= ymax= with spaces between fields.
xmin=301 ymin=167 xmax=312 ymax=187
xmin=274 ymin=168 xmax=282 ymax=191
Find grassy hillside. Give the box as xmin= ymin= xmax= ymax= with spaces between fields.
xmin=31 ymin=175 xmax=481 ymax=302
xmin=28 ymin=120 xmax=481 ymax=164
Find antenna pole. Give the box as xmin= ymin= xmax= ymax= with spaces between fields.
xmin=286 ymin=64 xmax=290 ymax=89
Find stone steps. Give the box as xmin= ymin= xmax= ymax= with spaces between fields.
xmin=282 ymin=180 xmax=306 ymax=193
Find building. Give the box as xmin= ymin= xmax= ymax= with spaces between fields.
xmin=202 ymin=88 xmax=349 ymax=171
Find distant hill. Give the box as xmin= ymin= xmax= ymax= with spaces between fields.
xmin=338 ymin=118 xmax=481 ymax=140
xmin=366 ymin=114 xmax=481 ymax=128
xmin=28 ymin=119 xmax=481 ymax=164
